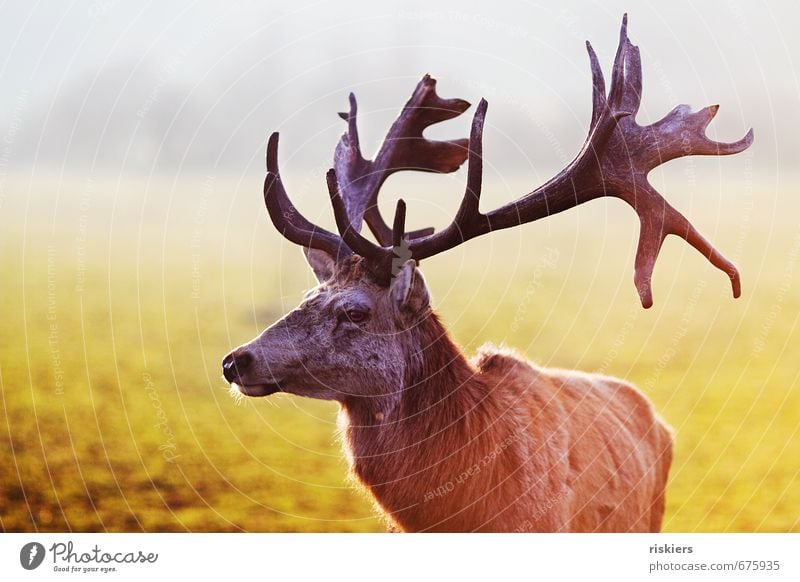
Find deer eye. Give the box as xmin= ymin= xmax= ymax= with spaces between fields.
xmin=342 ymin=308 xmax=369 ymax=324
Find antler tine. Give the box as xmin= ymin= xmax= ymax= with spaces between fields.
xmin=264 ymin=133 xmax=352 ymax=261
xmin=392 ymin=199 xmax=407 ymax=249
xmin=633 ymin=182 xmax=741 ymax=308
xmin=586 ymin=41 xmax=607 ymax=130
xmin=408 ymin=99 xmax=491 ymax=261
xmin=406 ymin=14 xmax=753 ymax=307
xmin=334 ymin=76 xmax=471 ymax=245
xmin=325 ymin=168 xmax=385 ymax=263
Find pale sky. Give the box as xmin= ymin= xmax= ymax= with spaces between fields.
xmin=0 ymin=0 xmax=796 ymax=175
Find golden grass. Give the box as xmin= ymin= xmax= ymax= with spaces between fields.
xmin=1 ymin=171 xmax=797 ymax=532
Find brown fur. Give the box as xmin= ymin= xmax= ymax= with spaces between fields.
xmin=340 ymin=313 xmax=672 ymax=532
xmin=228 ymin=256 xmax=673 ymax=532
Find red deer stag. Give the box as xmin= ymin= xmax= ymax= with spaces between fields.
xmin=222 ymin=16 xmax=752 ymax=532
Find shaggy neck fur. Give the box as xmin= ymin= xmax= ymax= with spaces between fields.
xmin=339 ymin=309 xmax=524 ymax=532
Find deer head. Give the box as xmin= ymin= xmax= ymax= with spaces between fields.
xmin=222 ymin=73 xmax=464 ymax=409
xmin=222 ymin=15 xmax=753 ymax=405
xmin=223 ymin=253 xmax=433 ymax=413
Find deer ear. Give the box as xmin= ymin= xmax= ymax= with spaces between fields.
xmin=303 ymin=248 xmax=336 ymax=283
xmin=391 ymin=260 xmax=430 ymax=311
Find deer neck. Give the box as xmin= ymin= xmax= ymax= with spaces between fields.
xmin=339 ymin=311 xmax=493 ymax=491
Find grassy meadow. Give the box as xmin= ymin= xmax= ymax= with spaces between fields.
xmin=1 ymin=167 xmax=798 ymax=532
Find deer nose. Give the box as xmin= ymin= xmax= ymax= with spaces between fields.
xmin=222 ymin=350 xmax=253 ymax=383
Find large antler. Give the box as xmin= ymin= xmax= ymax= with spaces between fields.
xmin=265 ymin=14 xmax=753 ymax=307
xmin=334 ymin=75 xmax=470 ymax=244
xmin=406 ymin=14 xmax=753 ymax=307
xmin=264 ymin=132 xmax=353 ymax=262
xmin=263 ymin=75 xmax=468 ymax=271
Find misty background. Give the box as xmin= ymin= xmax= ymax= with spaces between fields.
xmin=0 ymin=0 xmax=793 ymax=183
xmin=2 ymin=1 xmax=800 ymax=534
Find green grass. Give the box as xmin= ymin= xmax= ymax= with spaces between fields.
xmin=1 ymin=171 xmax=798 ymax=532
